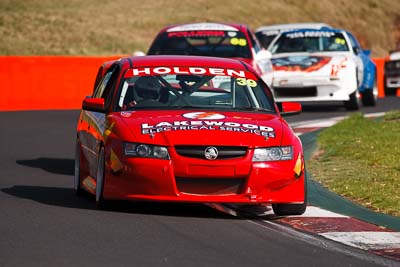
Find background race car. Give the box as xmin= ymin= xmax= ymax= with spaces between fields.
xmin=384 ymin=50 xmax=400 ymax=95
xmin=267 ymin=28 xmax=377 ymax=110
xmin=147 ymin=22 xmax=273 ymax=86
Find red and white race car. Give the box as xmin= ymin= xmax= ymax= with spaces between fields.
xmin=147 ymin=22 xmax=273 ymax=86
xmin=75 ymin=55 xmax=306 ymax=215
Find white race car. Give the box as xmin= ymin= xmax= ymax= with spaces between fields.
xmin=267 ymin=28 xmax=377 ymax=110
xmin=384 ymin=51 xmax=400 ymax=95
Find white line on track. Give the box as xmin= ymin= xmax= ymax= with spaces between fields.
xmin=289 ymin=112 xmax=387 ymax=129
xmin=320 ymin=232 xmax=400 ymax=250
xmin=288 ymin=206 xmax=349 ymax=218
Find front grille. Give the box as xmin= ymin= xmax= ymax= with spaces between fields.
xmin=175 ymin=146 xmax=247 ymax=159
xmin=385 ymin=60 xmax=400 ymax=77
xmin=274 ymin=86 xmax=317 ymax=97
xmin=176 ymin=177 xmax=245 ymax=195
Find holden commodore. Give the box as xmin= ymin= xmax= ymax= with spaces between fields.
xmin=74 ymin=55 xmax=306 ymax=216
xmin=147 ymin=22 xmax=273 ymax=86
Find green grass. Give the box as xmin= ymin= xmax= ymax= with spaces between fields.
xmin=307 ymin=111 xmax=400 ymax=216
xmin=1 ymin=0 xmax=400 ymax=56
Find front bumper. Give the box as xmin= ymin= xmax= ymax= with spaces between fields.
xmin=103 ymin=150 xmax=305 ymax=204
xmin=272 ymin=75 xmax=355 ymax=102
xmin=386 ymin=77 xmax=400 ymax=88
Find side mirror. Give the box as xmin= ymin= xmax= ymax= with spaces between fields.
xmin=277 ymin=102 xmax=302 ymax=116
xmin=82 ymin=97 xmax=105 ymax=112
xmin=353 ymin=46 xmax=360 ymax=55
xmin=255 ymin=49 xmax=272 ymax=60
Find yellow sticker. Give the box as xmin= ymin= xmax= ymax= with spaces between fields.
xmin=293 ymin=153 xmax=304 ymax=178
xmin=335 ymin=38 xmax=345 ymax=45
xmin=110 ymin=148 xmax=123 ymax=173
xmin=236 ymin=78 xmax=257 ymax=87
xmin=230 ymin=38 xmax=247 ymax=46
xmin=238 ymin=38 xmax=247 ymax=46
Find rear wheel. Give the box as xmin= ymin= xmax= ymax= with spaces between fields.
xmin=74 ymin=140 xmax=83 ymax=196
xmin=96 ymin=146 xmax=107 ymax=209
xmin=361 ymin=89 xmax=377 ymax=106
xmin=362 ymin=77 xmax=378 ymax=106
xmin=344 ymin=91 xmax=360 ymax=110
xmin=272 ymin=173 xmax=307 ymax=216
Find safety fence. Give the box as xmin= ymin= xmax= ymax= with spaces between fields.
xmin=0 ymin=56 xmax=388 ymax=111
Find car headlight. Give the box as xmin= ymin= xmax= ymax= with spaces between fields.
xmin=124 ymin=143 xmax=170 ymax=159
xmin=252 ymin=146 xmax=293 ymax=162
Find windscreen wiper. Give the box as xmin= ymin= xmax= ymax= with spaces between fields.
xmin=236 ymin=106 xmax=273 ymax=112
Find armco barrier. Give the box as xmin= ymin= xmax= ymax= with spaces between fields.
xmin=0 ymin=56 xmax=388 ymax=111
xmin=0 ymin=56 xmax=121 ymax=111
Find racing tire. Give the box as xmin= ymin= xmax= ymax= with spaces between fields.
xmin=344 ymin=91 xmax=360 ymax=111
xmin=96 ymin=146 xmax=107 ymax=209
xmin=272 ymin=172 xmax=307 ymax=216
xmin=361 ymin=89 xmax=376 ymax=106
xmin=362 ymin=76 xmax=378 ymax=106
xmin=74 ymin=140 xmax=84 ymax=196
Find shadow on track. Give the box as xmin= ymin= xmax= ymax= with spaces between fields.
xmin=16 ymin=158 xmax=74 ymax=176
xmin=1 ymin=185 xmax=237 ymax=220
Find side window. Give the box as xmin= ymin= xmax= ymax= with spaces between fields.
xmin=102 ymin=66 xmax=121 ymax=110
xmin=93 ymin=71 xmax=112 ymax=98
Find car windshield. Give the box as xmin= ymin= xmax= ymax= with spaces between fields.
xmin=148 ymin=30 xmax=252 ymax=58
xmin=255 ymin=31 xmax=279 ymax=49
xmin=116 ymin=66 xmax=274 ymax=112
xmin=270 ymin=31 xmax=350 ymax=54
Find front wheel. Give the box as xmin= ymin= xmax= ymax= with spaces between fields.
xmin=272 ymin=202 xmax=307 ymax=216
xmin=344 ymin=91 xmax=360 ymax=111
xmin=272 ymin=174 xmax=307 ymax=216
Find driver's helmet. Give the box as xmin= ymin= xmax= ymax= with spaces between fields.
xmin=135 ymin=76 xmax=162 ymax=100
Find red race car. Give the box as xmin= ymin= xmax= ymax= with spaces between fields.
xmin=147 ymin=22 xmax=273 ymax=86
xmin=74 ymin=55 xmax=306 ymax=215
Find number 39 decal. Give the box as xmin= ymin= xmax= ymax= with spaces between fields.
xmin=236 ymin=78 xmax=257 ymax=87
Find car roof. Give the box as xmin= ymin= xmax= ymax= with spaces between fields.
xmin=122 ymin=55 xmax=251 ymax=70
xmin=155 ymin=22 xmax=247 ymax=34
xmin=256 ymin=23 xmax=332 ymax=33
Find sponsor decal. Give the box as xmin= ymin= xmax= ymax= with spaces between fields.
xmin=260 ymin=30 xmax=280 ymax=36
xmin=120 ymin=111 xmax=132 ymax=118
xmin=125 ymin=66 xmax=246 ymax=78
xmin=330 ymin=57 xmax=348 ymax=76
xmin=141 ymin=112 xmax=276 ymax=138
xmin=182 ymin=112 xmax=225 ymax=120
xmin=168 ymin=31 xmax=225 ymax=38
xmin=272 ymin=56 xmax=331 ymax=72
xmin=285 ymin=31 xmax=335 ymax=39
xmin=167 ymin=23 xmax=239 ymax=32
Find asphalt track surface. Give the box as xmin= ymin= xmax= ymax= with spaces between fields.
xmin=1 ymin=97 xmax=399 ymax=267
